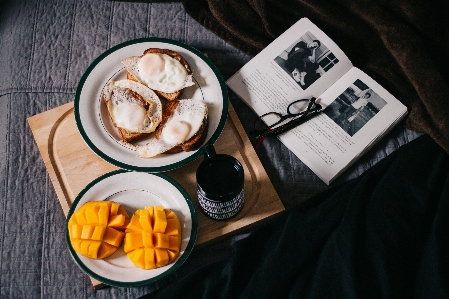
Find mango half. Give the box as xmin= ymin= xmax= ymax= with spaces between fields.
xmin=68 ymin=201 xmax=129 ymax=259
xmin=124 ymin=206 xmax=182 ymax=269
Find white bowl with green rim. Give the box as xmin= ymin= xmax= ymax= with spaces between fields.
xmin=65 ymin=170 xmax=197 ymax=287
xmin=74 ymin=38 xmax=228 ymax=172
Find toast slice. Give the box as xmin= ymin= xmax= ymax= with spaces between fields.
xmin=129 ymin=99 xmax=208 ymax=158
xmin=122 ymin=48 xmax=194 ymax=101
xmin=102 ymin=80 xmax=162 ymax=143
xmin=156 ymin=99 xmax=209 ymax=154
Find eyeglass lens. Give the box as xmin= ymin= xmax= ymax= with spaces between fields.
xmin=287 ymin=99 xmax=311 ymax=115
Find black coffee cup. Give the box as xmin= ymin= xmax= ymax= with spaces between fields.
xmin=196 ymin=144 xmax=245 ymax=220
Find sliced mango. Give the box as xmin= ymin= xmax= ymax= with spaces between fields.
xmin=124 ymin=206 xmax=182 ymax=270
xmin=68 ymin=201 xmax=129 ymax=259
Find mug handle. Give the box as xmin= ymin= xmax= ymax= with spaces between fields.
xmin=203 ymin=144 xmax=216 ymax=159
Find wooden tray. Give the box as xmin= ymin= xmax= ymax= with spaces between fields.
xmin=28 ymin=101 xmax=284 ymax=287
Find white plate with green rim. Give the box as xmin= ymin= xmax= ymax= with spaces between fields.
xmin=65 ymin=170 xmax=197 ymax=287
xmin=74 ymin=38 xmax=228 ymax=172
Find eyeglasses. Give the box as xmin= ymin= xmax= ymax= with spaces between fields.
xmin=252 ymin=97 xmax=323 ymax=139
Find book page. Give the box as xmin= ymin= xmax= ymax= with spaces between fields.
xmin=278 ymin=67 xmax=408 ymax=184
xmin=227 ymin=18 xmax=353 ymax=116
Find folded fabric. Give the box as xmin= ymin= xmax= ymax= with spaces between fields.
xmin=140 ymin=134 xmax=449 ymax=298
xmin=180 ymin=0 xmax=449 ymax=154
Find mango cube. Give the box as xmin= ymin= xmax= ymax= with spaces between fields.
xmin=70 ymin=224 xmax=83 ymax=240
xmin=85 ymin=206 xmax=100 ymax=224
xmin=108 ymin=214 xmax=125 ymax=228
xmin=145 ymin=206 xmax=154 ymax=218
xmin=91 ymin=225 xmax=106 ymax=241
xmin=98 ymin=205 xmax=109 ymax=224
xmin=103 ymin=226 xmax=125 ymax=247
xmin=142 ymin=231 xmax=154 ymax=247
xmin=98 ymin=242 xmax=117 ymax=259
xmin=165 ymin=219 xmax=179 ymax=235
xmin=75 ymin=211 xmax=87 ymax=225
xmin=126 ymin=214 xmax=143 ymax=233
xmin=81 ymin=225 xmax=95 ymax=239
xmin=168 ymin=235 xmax=181 ymax=252
xmin=110 ymin=203 xmax=120 ymax=216
xmin=167 ymin=250 xmax=180 ymax=262
xmin=88 ymin=241 xmax=102 ymax=259
xmin=127 ymin=247 xmax=146 ymax=269
xmin=145 ymin=248 xmax=156 ymax=269
xmin=124 ymin=232 xmax=143 ymax=253
xmin=138 ymin=210 xmax=152 ymax=231
xmin=153 ymin=207 xmax=167 ymax=233
xmin=155 ymin=248 xmax=169 ymax=268
xmin=154 ymin=233 xmax=169 ymax=249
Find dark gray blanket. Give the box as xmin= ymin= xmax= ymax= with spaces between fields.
xmin=141 ymin=134 xmax=449 ymax=299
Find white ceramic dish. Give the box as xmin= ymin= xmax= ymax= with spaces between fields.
xmin=65 ymin=170 xmax=197 ymax=287
xmin=74 ymin=38 xmax=228 ymax=172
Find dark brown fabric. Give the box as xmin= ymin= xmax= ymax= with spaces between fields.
xmin=180 ymin=0 xmax=449 ymax=153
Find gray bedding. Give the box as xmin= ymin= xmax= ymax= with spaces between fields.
xmin=0 ymin=0 xmax=421 ymax=297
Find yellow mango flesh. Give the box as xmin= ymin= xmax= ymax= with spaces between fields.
xmin=103 ymin=226 xmax=125 ymax=247
xmin=68 ymin=201 xmax=129 ymax=259
xmin=108 ymin=214 xmax=125 ymax=228
xmin=124 ymin=206 xmax=182 ymax=270
xmin=153 ymin=207 xmax=167 ymax=233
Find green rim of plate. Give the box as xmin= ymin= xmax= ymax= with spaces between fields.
xmin=74 ymin=37 xmax=228 ymax=172
xmin=65 ymin=169 xmax=198 ymax=287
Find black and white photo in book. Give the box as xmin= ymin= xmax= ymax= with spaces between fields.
xmin=274 ymin=31 xmax=339 ymax=90
xmin=324 ymin=79 xmax=387 ymax=136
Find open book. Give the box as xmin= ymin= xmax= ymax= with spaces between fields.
xmin=226 ymin=18 xmax=408 ymax=185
